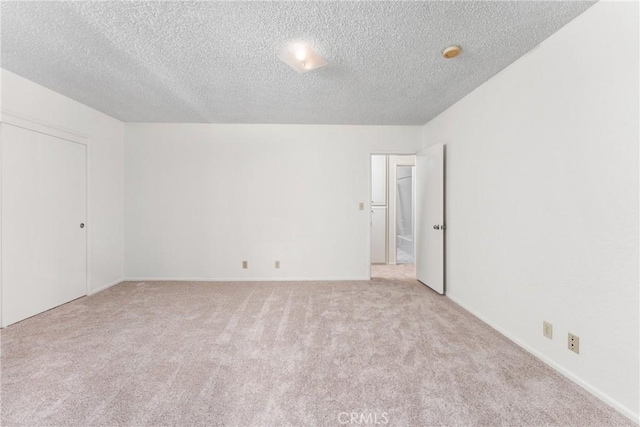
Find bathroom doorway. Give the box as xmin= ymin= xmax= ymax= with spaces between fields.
xmin=370 ymin=154 xmax=416 ymax=279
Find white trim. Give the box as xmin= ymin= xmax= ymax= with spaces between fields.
xmin=366 ymin=154 xmax=372 ymax=279
xmin=88 ymin=278 xmax=124 ymax=295
xmin=0 ymin=109 xmax=88 ymax=145
xmin=85 ymin=140 xmax=92 ymax=296
xmin=124 ymin=276 xmax=370 ymax=282
xmin=446 ymin=293 xmax=640 ymax=424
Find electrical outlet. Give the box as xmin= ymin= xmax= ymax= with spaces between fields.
xmin=275 ymin=261 xmax=280 ymax=269
xmin=543 ymin=321 xmax=553 ymax=339
xmin=242 ymin=261 xmax=248 ymax=269
xmin=359 ymin=202 xmax=365 ymax=211
xmin=568 ymin=333 xmax=580 ymax=354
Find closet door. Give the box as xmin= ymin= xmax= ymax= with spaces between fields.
xmin=1 ymin=123 xmax=87 ymax=326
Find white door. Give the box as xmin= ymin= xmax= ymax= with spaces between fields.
xmin=371 ymin=206 xmax=387 ymax=263
xmin=1 ymin=123 xmax=87 ymax=326
xmin=415 ymin=143 xmax=445 ymax=294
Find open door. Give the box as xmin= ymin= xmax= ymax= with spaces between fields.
xmin=415 ymin=143 xmax=445 ymax=294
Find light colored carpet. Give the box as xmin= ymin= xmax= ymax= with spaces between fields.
xmin=1 ymin=277 xmax=633 ymax=426
xmin=371 ymin=263 xmax=415 ymax=280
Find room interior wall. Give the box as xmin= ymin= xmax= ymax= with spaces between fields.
xmin=1 ymin=69 xmax=125 ymax=295
xmin=124 ymin=123 xmax=422 ymax=280
xmin=421 ymin=1 xmax=639 ymax=421
xmin=1 ymin=1 xmax=636 ymax=419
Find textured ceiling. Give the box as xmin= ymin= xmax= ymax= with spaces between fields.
xmin=1 ymin=1 xmax=595 ymax=125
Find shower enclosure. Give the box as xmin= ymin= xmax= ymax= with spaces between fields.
xmin=396 ymin=166 xmax=414 ymax=264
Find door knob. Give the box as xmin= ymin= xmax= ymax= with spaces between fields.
xmin=80 ymin=223 xmax=85 ymax=229
xmin=433 ymin=225 xmax=440 ymax=230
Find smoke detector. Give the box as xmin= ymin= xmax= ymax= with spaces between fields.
xmin=442 ymin=45 xmax=461 ymax=59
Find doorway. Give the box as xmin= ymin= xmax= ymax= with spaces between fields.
xmin=370 ymin=154 xmax=416 ymax=279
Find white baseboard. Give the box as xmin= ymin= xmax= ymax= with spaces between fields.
xmin=123 ymin=276 xmax=370 ymax=282
xmin=446 ymin=293 xmax=639 ymax=424
xmin=88 ymin=278 xmax=124 ymax=295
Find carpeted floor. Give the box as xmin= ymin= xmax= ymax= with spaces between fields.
xmin=371 ymin=263 xmax=415 ymax=280
xmin=0 ymin=277 xmax=633 ymax=426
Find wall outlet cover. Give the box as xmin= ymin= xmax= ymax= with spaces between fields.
xmin=568 ymin=333 xmax=580 ymax=354
xmin=275 ymin=261 xmax=280 ymax=269
xmin=242 ymin=261 xmax=248 ymax=269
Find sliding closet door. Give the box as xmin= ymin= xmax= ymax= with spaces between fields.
xmin=1 ymin=123 xmax=87 ymax=326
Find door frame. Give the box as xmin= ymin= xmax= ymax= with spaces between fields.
xmin=0 ymin=109 xmax=90 ymax=327
xmin=367 ymin=150 xmax=417 ymax=279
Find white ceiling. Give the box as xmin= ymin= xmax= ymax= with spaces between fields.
xmin=1 ymin=1 xmax=595 ymax=125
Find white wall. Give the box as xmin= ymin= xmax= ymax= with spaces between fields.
xmin=1 ymin=69 xmax=125 ymax=294
xmin=421 ymin=1 xmax=639 ymax=421
xmin=124 ymin=124 xmax=421 ymax=280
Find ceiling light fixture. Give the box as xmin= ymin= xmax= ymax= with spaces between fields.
xmin=280 ymin=43 xmax=327 ymax=74
xmin=442 ymin=45 xmax=461 ymax=59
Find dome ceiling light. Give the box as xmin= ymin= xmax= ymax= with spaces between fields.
xmin=279 ymin=43 xmax=328 ymax=74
